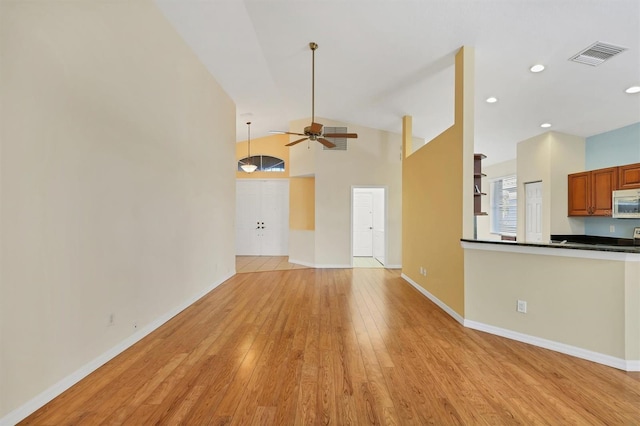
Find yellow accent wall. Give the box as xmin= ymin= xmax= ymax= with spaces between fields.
xmin=236 ymin=133 xmax=290 ymax=178
xmin=402 ymin=47 xmax=474 ymax=317
xmin=289 ymin=177 xmax=315 ymax=230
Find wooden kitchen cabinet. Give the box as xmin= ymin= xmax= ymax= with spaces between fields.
xmin=568 ymin=167 xmax=617 ymax=216
xmin=618 ymin=163 xmax=640 ymax=189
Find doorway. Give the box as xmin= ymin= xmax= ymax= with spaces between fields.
xmin=525 ymin=181 xmax=543 ymax=243
xmin=236 ymin=179 xmax=289 ymax=256
xmin=352 ymin=187 xmax=386 ymax=267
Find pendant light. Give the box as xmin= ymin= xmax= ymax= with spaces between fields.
xmin=240 ymin=121 xmax=257 ymax=173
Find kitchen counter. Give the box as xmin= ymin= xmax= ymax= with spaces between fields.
xmin=462 ymin=238 xmax=640 ymax=372
xmin=461 ymin=238 xmax=640 ymax=254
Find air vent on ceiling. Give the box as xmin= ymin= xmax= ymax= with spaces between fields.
xmin=323 ymin=127 xmax=348 ymax=151
xmin=569 ymin=41 xmax=627 ymax=66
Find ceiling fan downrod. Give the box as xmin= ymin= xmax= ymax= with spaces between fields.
xmin=310 ymin=42 xmax=317 ymax=124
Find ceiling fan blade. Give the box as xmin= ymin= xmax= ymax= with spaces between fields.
xmin=285 ymin=137 xmax=308 ymax=147
xmin=318 ymin=138 xmax=336 ymax=149
xmin=323 ymin=133 xmax=358 ymax=138
xmin=270 ymin=130 xmax=306 ymax=136
xmin=309 ymin=122 xmax=323 ymax=134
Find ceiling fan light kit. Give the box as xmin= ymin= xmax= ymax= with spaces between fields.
xmin=276 ymin=42 xmax=359 ymax=149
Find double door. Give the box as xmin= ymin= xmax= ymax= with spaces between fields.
xmin=236 ymin=180 xmax=289 ymax=256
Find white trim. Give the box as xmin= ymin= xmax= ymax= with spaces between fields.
xmin=287 ymin=260 xmax=401 ymax=270
xmin=285 ymin=260 xmax=351 ymax=269
xmin=461 ymin=240 xmax=640 ymax=262
xmin=627 ymin=360 xmax=640 ymax=371
xmin=351 ymin=186 xmax=388 ymax=266
xmin=0 ymin=272 xmax=234 ymax=426
xmin=401 ymin=272 xmax=640 ymax=373
xmin=315 ymin=263 xmax=352 ymax=269
xmin=464 ymin=320 xmax=640 ymax=372
xmin=286 ymin=258 xmax=316 ymax=268
xmin=401 ymin=273 xmax=464 ymax=325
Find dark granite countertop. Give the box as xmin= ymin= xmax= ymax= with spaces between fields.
xmin=461 ymin=238 xmax=640 ymax=254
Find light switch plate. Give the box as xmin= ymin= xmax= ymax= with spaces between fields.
xmin=634 ymin=227 xmax=640 ymax=239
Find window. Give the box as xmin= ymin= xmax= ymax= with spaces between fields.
xmin=237 ymin=155 xmax=285 ymax=172
xmin=490 ymin=175 xmax=517 ymax=235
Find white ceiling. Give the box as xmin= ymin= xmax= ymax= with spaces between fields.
xmin=155 ymin=0 xmax=640 ymax=165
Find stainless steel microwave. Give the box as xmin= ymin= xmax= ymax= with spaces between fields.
xmin=612 ymin=189 xmax=640 ymax=218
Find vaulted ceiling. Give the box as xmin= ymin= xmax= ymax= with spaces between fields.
xmin=156 ymin=0 xmax=639 ymax=165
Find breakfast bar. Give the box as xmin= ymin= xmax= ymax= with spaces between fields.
xmin=461 ymin=238 xmax=640 ymax=371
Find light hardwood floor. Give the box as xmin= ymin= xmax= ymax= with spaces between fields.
xmin=235 ymin=256 xmax=308 ymax=273
xmin=21 ymin=268 xmax=640 ymax=425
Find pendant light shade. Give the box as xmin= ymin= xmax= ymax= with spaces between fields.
xmin=241 ymin=121 xmax=257 ymax=173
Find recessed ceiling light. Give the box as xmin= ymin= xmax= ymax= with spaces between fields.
xmin=540 ymin=123 xmax=552 ymax=128
xmin=486 ymin=97 xmax=498 ymax=103
xmin=530 ymin=64 xmax=545 ymax=73
xmin=625 ymin=86 xmax=640 ymax=94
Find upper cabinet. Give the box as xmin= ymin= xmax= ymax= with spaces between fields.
xmin=568 ymin=167 xmax=617 ymax=216
xmin=618 ymin=163 xmax=640 ymax=190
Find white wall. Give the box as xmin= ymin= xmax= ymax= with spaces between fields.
xmin=0 ymin=1 xmax=236 ymax=420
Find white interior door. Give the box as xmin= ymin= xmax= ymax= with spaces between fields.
xmin=260 ymin=180 xmax=289 ymax=256
xmin=353 ymin=192 xmax=374 ymax=256
xmin=525 ymin=181 xmax=543 ymax=243
xmin=236 ymin=180 xmax=289 ymax=255
xmin=236 ymin=180 xmax=261 ymax=255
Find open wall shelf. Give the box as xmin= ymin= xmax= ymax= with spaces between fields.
xmin=474 ymin=154 xmax=487 ymax=215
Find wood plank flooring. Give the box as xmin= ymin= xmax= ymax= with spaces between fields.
xmin=21 ymin=268 xmax=640 ymax=425
xmin=235 ymin=256 xmax=308 ymax=273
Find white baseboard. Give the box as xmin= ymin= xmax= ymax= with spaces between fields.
xmin=400 ymin=273 xmax=464 ymax=325
xmin=286 ymin=258 xmax=316 ymax=268
xmin=383 ymin=264 xmax=402 ymax=269
xmin=316 ymin=263 xmax=352 ymax=269
xmin=287 ymin=260 xmax=402 ymax=270
xmin=464 ymin=320 xmax=639 ymax=372
xmin=400 ymin=273 xmax=639 ymax=372
xmin=626 ymin=360 xmax=640 ymax=371
xmin=287 ymin=259 xmax=352 ymax=269
xmin=0 ymin=272 xmax=234 ymax=426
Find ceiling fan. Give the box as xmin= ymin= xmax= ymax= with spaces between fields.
xmin=270 ymin=42 xmax=358 ymax=148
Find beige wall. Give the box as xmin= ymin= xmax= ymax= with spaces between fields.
xmin=288 ymin=119 xmax=318 ymax=178
xmin=464 ymin=246 xmax=639 ymax=363
xmin=0 ymin=1 xmax=236 ymax=419
xmin=516 ymin=131 xmax=586 ymax=242
xmin=549 ymin=132 xmax=586 ymax=235
xmin=287 ymin=117 xmax=403 ymax=267
xmin=401 ymin=47 xmax=474 ymax=316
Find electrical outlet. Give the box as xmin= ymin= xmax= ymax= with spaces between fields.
xmin=133 ymin=321 xmax=138 ymax=330
xmin=423 ymin=268 xmax=427 ymax=276
xmin=610 ymin=225 xmax=615 ymax=233
xmin=517 ymin=300 xmax=527 ymax=313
